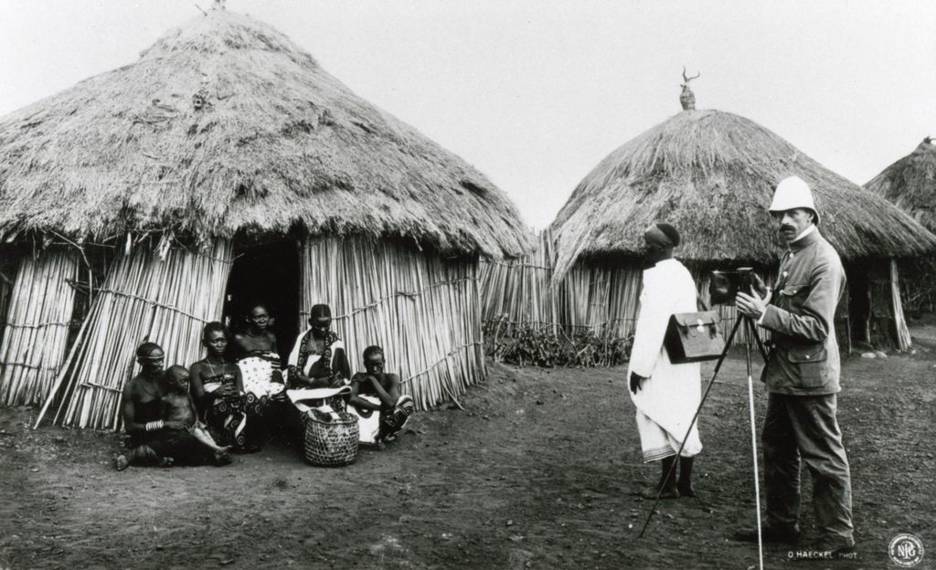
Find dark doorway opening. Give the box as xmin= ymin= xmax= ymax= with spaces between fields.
xmin=223 ymin=240 xmax=300 ymax=363
xmin=846 ymin=265 xmax=871 ymax=344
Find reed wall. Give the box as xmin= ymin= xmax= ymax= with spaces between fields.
xmin=38 ymin=241 xmax=232 ymax=429
xmin=0 ymin=250 xmax=80 ymax=406
xmin=299 ymin=236 xmax=484 ymax=411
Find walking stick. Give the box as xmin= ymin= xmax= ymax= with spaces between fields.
xmin=744 ymin=317 xmax=765 ymax=570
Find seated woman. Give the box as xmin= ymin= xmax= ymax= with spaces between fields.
xmin=286 ymin=304 xmax=351 ymax=389
xmin=348 ymin=345 xmax=415 ymax=444
xmin=232 ymin=303 xmax=278 ymax=359
xmin=190 ymin=322 xmax=263 ymax=452
xmin=115 ymin=342 xmax=225 ymax=470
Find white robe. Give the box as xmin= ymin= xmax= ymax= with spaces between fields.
xmin=627 ymin=258 xmax=703 ymax=462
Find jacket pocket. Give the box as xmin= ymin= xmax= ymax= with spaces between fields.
xmin=778 ymin=282 xmax=811 ymax=312
xmin=786 ymin=345 xmax=827 ymax=387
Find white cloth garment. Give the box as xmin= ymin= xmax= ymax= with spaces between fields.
xmin=627 ymin=258 xmax=703 ymax=462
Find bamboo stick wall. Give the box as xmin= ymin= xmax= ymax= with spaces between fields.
xmin=0 ymin=250 xmax=80 ymax=406
xmin=299 ymin=236 xmax=483 ymax=411
xmin=558 ymin=264 xmax=642 ymax=340
xmin=479 ymin=230 xmax=558 ymax=334
xmin=479 ymin=237 xmax=780 ymax=352
xmin=37 ymin=241 xmax=233 ymax=429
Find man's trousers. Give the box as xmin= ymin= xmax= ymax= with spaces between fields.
xmin=762 ymin=392 xmax=854 ymax=547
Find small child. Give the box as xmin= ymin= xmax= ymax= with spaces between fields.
xmin=348 ymin=345 xmax=415 ymax=444
xmin=161 ymin=365 xmax=232 ymax=461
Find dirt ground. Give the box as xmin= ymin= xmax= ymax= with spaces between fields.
xmin=2 ymin=325 xmax=935 ymax=569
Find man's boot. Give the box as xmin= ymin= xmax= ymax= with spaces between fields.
xmin=677 ymin=456 xmax=696 ymax=497
xmin=640 ymin=455 xmax=679 ymax=499
xmin=733 ymin=524 xmax=801 ymax=544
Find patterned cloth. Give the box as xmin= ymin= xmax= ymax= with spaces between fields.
xmin=286 ymin=328 xmax=350 ymax=386
xmin=202 ymin=372 xmax=250 ymax=450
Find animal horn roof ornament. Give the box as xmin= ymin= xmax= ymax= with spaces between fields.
xmin=680 ymin=67 xmax=701 ymax=111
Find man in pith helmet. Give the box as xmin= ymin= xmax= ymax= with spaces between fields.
xmin=734 ymin=175 xmax=855 ymax=556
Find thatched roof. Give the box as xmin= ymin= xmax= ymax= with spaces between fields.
xmin=0 ymin=10 xmax=530 ymax=258
xmin=551 ymin=109 xmax=936 ymax=277
xmin=865 ymin=138 xmax=936 ymax=233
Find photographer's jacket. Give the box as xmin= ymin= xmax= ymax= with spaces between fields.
xmin=759 ymin=228 xmax=846 ymax=395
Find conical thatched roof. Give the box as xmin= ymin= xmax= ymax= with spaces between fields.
xmin=0 ymin=10 xmax=530 ymax=258
xmin=865 ymin=138 xmax=936 ymax=233
xmin=551 ymin=109 xmax=936 ymax=278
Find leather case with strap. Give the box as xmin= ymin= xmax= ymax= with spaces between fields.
xmin=663 ymin=293 xmax=726 ymax=364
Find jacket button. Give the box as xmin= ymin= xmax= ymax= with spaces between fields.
xmin=805 ymin=355 xmax=810 ymax=359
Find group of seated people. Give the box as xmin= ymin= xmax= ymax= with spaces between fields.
xmin=115 ymin=303 xmax=416 ymax=470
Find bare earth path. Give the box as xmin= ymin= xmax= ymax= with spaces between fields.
xmin=1 ymin=342 xmax=934 ymax=569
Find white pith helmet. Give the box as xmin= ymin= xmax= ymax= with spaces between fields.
xmin=769 ymin=176 xmax=820 ymax=224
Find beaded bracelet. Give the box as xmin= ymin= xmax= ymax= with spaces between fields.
xmin=145 ymin=420 xmax=164 ymax=432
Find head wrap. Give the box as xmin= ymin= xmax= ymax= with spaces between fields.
xmin=309 ymin=304 xmax=332 ymax=326
xmin=136 ymin=341 xmax=163 ymax=360
xmin=310 ymin=304 xmax=331 ymax=319
xmin=643 ymin=223 xmax=680 ymax=249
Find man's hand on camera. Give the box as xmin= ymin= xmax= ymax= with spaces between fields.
xmin=736 ymin=285 xmax=771 ymax=320
xmin=629 ymin=372 xmax=647 ymax=394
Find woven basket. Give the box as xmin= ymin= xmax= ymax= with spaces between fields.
xmin=303 ymin=410 xmax=359 ymax=466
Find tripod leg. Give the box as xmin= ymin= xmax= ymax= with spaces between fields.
xmin=744 ymin=318 xmax=765 ymax=570
xmin=637 ymin=313 xmax=745 ymax=538
xmin=748 ymin=319 xmax=769 ymax=364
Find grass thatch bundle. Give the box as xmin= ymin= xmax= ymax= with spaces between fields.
xmin=37 ymin=241 xmax=232 ymax=429
xmin=0 ymin=250 xmax=80 ymax=406
xmin=865 ymin=138 xmax=936 ymax=233
xmin=299 ymin=236 xmax=483 ymax=410
xmin=551 ymin=110 xmax=936 ymax=279
xmin=0 ymin=9 xmax=529 ymax=259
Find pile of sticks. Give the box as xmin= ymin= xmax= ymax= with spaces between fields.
xmin=0 ymin=250 xmax=80 ymax=406
xmin=300 ymin=236 xmax=483 ymax=411
xmin=37 ymin=240 xmax=232 ymax=429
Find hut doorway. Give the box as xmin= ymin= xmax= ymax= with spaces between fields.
xmin=847 ymin=265 xmax=872 ymax=344
xmin=223 ymin=240 xmax=300 ymax=362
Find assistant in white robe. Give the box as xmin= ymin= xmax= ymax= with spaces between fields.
xmin=627 ymin=258 xmax=703 ymax=462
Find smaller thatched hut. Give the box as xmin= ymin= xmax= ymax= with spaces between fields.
xmin=865 ymin=137 xmax=936 ymax=312
xmin=544 ymin=97 xmax=936 ymax=352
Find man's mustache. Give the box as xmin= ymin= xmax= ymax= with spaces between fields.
xmin=780 ymin=224 xmax=796 ymax=232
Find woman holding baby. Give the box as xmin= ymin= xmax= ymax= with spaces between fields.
xmin=116 ymin=342 xmax=231 ymax=470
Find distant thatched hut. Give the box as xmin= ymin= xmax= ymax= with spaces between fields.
xmin=0 ymin=10 xmax=529 ymax=427
xmin=865 ymin=137 xmax=936 ymax=312
xmin=548 ymin=106 xmax=936 ymax=351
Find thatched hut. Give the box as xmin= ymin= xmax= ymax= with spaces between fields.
xmin=0 ymin=9 xmax=529 ymax=428
xmin=547 ymin=104 xmax=936 ymax=351
xmin=865 ymin=137 xmax=936 ymax=312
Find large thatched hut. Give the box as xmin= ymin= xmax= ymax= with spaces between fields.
xmin=546 ymin=103 xmax=936 ymax=351
xmin=865 ymin=137 xmax=936 ymax=312
xmin=0 ymin=9 xmax=529 ymax=428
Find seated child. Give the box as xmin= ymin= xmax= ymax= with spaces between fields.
xmin=348 ymin=346 xmax=415 ymax=444
xmin=161 ymin=365 xmax=232 ymax=464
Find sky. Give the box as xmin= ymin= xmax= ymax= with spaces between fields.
xmin=1 ymin=1 xmax=934 ymax=229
